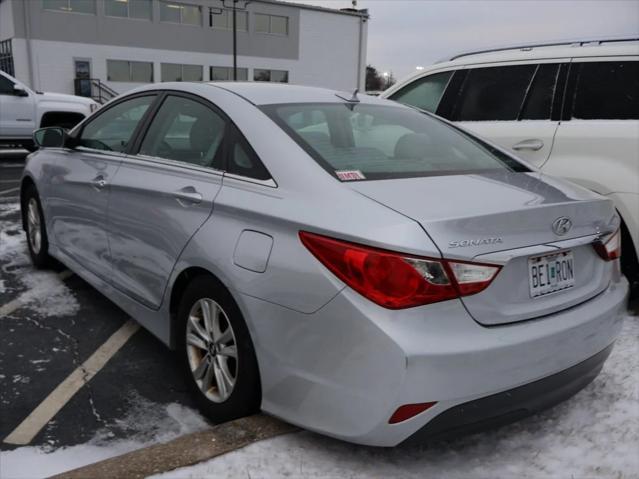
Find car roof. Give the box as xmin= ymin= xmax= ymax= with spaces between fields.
xmin=442 ymin=42 xmax=639 ymax=67
xmin=206 ymin=82 xmax=391 ymax=106
xmin=383 ymin=41 xmax=639 ymax=98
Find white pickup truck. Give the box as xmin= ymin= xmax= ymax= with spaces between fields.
xmin=0 ymin=70 xmax=98 ymax=150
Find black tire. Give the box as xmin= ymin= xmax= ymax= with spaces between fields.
xmin=620 ymin=222 xmax=639 ymax=299
xmin=177 ymin=275 xmax=261 ymax=423
xmin=22 ymin=185 xmax=52 ymax=269
xmin=22 ymin=141 xmax=37 ymax=152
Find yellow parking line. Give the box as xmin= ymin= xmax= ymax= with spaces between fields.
xmin=3 ymin=319 xmax=140 ymax=445
xmin=0 ymin=270 xmax=73 ymax=319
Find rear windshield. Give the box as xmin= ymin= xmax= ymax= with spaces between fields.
xmin=262 ymin=103 xmax=529 ymax=181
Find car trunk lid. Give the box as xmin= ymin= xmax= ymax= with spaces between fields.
xmin=349 ymin=171 xmax=617 ymax=325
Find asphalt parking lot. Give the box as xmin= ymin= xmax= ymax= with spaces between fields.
xmin=0 ymin=150 xmax=208 ymax=453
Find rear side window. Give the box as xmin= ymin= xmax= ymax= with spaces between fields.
xmin=520 ymin=64 xmax=560 ymax=120
xmin=226 ymin=127 xmax=271 ymax=181
xmin=572 ymin=61 xmax=639 ymax=120
xmin=139 ymin=95 xmax=226 ymax=169
xmin=389 ymin=71 xmax=453 ymax=113
xmin=264 ymin=103 xmax=528 ymax=182
xmin=452 ymin=65 xmax=536 ymax=121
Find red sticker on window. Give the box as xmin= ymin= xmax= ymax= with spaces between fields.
xmin=336 ymin=170 xmax=366 ymax=181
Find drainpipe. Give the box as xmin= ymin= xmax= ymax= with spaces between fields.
xmin=355 ymin=10 xmax=368 ymax=91
xmin=22 ymin=0 xmax=35 ymax=88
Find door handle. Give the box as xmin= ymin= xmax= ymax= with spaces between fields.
xmin=92 ymin=175 xmax=107 ymax=190
xmin=512 ymin=139 xmax=544 ymax=151
xmin=173 ymin=187 xmax=202 ymax=205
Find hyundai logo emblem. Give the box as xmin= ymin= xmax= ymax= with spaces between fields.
xmin=552 ymin=217 xmax=572 ymax=236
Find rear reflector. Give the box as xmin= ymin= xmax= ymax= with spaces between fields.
xmin=594 ymin=229 xmax=621 ymax=261
xmin=299 ymin=231 xmax=500 ymax=309
xmin=389 ymin=402 xmax=437 ymax=424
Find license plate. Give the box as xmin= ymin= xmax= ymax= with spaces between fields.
xmin=528 ymin=250 xmax=575 ymax=298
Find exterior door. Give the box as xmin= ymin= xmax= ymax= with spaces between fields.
xmin=0 ymin=72 xmax=35 ymax=139
xmin=47 ymin=94 xmax=157 ymax=279
xmin=107 ymin=94 xmax=226 ymax=309
xmin=74 ymin=59 xmax=92 ymax=98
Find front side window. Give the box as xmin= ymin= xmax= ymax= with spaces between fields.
xmin=572 ymin=61 xmax=639 ymax=120
xmin=107 ymin=60 xmax=153 ymax=82
xmin=254 ymin=13 xmax=288 ymax=35
xmin=210 ymin=66 xmax=248 ymax=81
xmin=160 ymin=1 xmax=201 ymax=25
xmin=78 ymin=95 xmax=155 ymax=152
xmin=139 ymin=95 xmax=226 ymax=169
xmin=254 ymin=69 xmax=288 ymax=83
xmin=43 ymin=0 xmax=96 ymax=14
xmin=0 ymin=74 xmax=15 ymax=94
xmin=390 ymin=71 xmax=453 ymax=113
xmin=210 ymin=9 xmax=248 ymax=30
xmin=161 ymin=63 xmax=203 ymax=82
xmin=452 ymin=65 xmax=537 ymax=121
xmin=264 ymin=103 xmax=528 ymax=181
xmin=105 ymin=0 xmax=152 ymax=20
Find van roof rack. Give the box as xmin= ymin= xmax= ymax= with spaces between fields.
xmin=441 ymin=36 xmax=639 ymax=63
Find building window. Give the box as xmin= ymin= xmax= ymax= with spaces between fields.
xmin=254 ymin=13 xmax=288 ymax=35
xmin=105 ymin=0 xmax=152 ymax=20
xmin=107 ymin=60 xmax=154 ymax=82
xmin=160 ymin=1 xmax=202 ymax=26
xmin=210 ymin=8 xmax=248 ymax=31
xmin=254 ymin=69 xmax=288 ymax=83
xmin=0 ymin=40 xmax=15 ymax=77
xmin=210 ymin=66 xmax=248 ymax=81
xmin=42 ymin=0 xmax=96 ymax=14
xmin=161 ymin=63 xmax=203 ymax=82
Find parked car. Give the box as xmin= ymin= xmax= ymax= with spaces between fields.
xmin=382 ymin=39 xmax=639 ymax=294
xmin=22 ymin=82 xmax=628 ymax=446
xmin=0 ymin=69 xmax=98 ymax=150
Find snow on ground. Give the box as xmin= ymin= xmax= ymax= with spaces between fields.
xmin=0 ymin=210 xmax=79 ymax=316
xmin=155 ymin=315 xmax=639 ymax=479
xmin=0 ymin=394 xmax=210 ymax=479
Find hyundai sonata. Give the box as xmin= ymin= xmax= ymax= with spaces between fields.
xmin=21 ymin=82 xmax=628 ymax=446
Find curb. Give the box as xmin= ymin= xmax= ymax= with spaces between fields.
xmin=50 ymin=414 xmax=298 ymax=479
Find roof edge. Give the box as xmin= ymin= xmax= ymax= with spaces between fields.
xmin=253 ymin=0 xmax=369 ymax=18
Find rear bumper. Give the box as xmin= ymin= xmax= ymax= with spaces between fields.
xmin=238 ymin=276 xmax=628 ymax=447
xmin=402 ymin=343 xmax=613 ymax=445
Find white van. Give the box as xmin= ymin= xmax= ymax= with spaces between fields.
xmin=383 ymin=39 xmax=639 ymax=292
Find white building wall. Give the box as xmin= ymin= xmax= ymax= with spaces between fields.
xmin=0 ymin=0 xmax=15 ymax=40
xmin=296 ymin=9 xmax=365 ymax=91
xmin=24 ymin=36 xmax=363 ymax=96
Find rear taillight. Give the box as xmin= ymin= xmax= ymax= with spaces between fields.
xmin=594 ymin=229 xmax=621 ymax=261
xmin=299 ymin=232 xmax=500 ymax=309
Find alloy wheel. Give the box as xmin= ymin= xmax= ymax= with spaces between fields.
xmin=186 ymin=298 xmax=238 ymax=403
xmin=27 ymin=198 xmax=41 ymax=254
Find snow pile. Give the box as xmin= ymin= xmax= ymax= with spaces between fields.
xmin=0 ymin=209 xmax=79 ymax=316
xmin=0 ymin=395 xmax=210 ymax=479
xmin=155 ymin=316 xmax=639 ymax=479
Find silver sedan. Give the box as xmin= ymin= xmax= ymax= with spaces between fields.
xmin=21 ymin=82 xmax=628 ymax=446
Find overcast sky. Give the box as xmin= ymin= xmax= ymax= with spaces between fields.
xmin=284 ymin=0 xmax=639 ymax=80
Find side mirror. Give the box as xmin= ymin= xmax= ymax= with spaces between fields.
xmin=13 ymin=85 xmax=29 ymax=97
xmin=33 ymin=127 xmax=68 ymax=149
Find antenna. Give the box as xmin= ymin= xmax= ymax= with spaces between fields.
xmin=335 ymin=88 xmax=360 ymax=103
